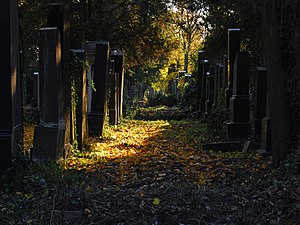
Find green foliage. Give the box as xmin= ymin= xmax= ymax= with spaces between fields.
xmin=179 ymin=78 xmax=197 ymax=111
xmin=146 ymin=93 xmax=177 ymax=107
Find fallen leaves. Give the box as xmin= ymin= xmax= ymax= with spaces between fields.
xmin=2 ymin=118 xmax=299 ymax=225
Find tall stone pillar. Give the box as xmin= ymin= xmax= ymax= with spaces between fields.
xmin=226 ymin=52 xmax=251 ymax=140
xmin=33 ymin=28 xmax=65 ymax=161
xmin=223 ymin=54 xmax=228 ymax=91
xmin=0 ymin=0 xmax=22 ymax=172
xmin=196 ymin=50 xmax=205 ymax=112
xmin=88 ymin=42 xmax=110 ymax=136
xmin=109 ymin=59 xmax=118 ymax=125
xmin=200 ymin=60 xmax=209 ymax=113
xmin=111 ymin=50 xmax=125 ymax=122
xmin=254 ymin=67 xmax=268 ymax=138
xmin=205 ymin=66 xmax=215 ymax=115
xmin=225 ymin=28 xmax=240 ymax=108
xmin=47 ymin=3 xmax=72 ymax=152
xmin=70 ymin=49 xmax=88 ymax=151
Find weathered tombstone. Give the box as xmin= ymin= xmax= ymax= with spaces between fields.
xmin=212 ymin=64 xmax=219 ymax=111
xmin=0 ymin=0 xmax=22 ymax=172
xmin=217 ymin=64 xmax=225 ymax=107
xmin=167 ymin=64 xmax=177 ymax=95
xmin=111 ymin=50 xmax=125 ymax=123
xmin=205 ymin=66 xmax=215 ymax=115
xmin=31 ymin=72 xmax=40 ymax=108
xmin=259 ymin=95 xmax=272 ymax=153
xmin=109 ymin=59 xmax=118 ymax=125
xmin=86 ymin=42 xmax=110 ymax=136
xmin=226 ymin=52 xmax=251 ymax=140
xmin=254 ymin=67 xmax=268 ymax=138
xmin=200 ymin=60 xmax=210 ymax=113
xmin=223 ymin=54 xmax=228 ymax=91
xmin=196 ymin=50 xmax=205 ymax=112
xmin=70 ymin=49 xmax=88 ymax=151
xmin=47 ymin=3 xmax=72 ymax=153
xmin=225 ymin=28 xmax=240 ymax=108
xmin=33 ymin=28 xmax=65 ymax=161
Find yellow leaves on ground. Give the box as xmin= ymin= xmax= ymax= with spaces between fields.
xmin=152 ymin=198 xmax=160 ymax=205
xmin=23 ymin=119 xmax=271 ymax=188
xmin=63 ymin=119 xmax=271 ymax=187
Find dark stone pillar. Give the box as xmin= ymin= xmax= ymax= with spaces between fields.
xmin=200 ymin=60 xmax=209 ymax=113
xmin=167 ymin=64 xmax=177 ymax=95
xmin=212 ymin=64 xmax=219 ymax=112
xmin=70 ymin=49 xmax=88 ymax=151
xmin=196 ymin=50 xmax=205 ymax=112
xmin=223 ymin=54 xmax=228 ymax=91
xmin=205 ymin=66 xmax=215 ymax=115
xmin=259 ymin=95 xmax=272 ymax=153
xmin=226 ymin=52 xmax=251 ymax=140
xmin=109 ymin=59 xmax=118 ymax=125
xmin=88 ymin=42 xmax=110 ymax=136
xmin=111 ymin=50 xmax=125 ymax=122
xmin=33 ymin=28 xmax=65 ymax=161
xmin=31 ymin=72 xmax=39 ymax=108
xmin=225 ymin=28 xmax=240 ymax=108
xmin=0 ymin=0 xmax=22 ymax=172
xmin=47 ymin=3 xmax=72 ymax=152
xmin=254 ymin=67 xmax=268 ymax=138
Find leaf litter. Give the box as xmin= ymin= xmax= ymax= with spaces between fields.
xmin=0 ymin=119 xmax=299 ymax=224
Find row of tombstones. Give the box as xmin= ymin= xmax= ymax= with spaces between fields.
xmin=196 ymin=28 xmax=271 ymax=152
xmin=0 ymin=2 xmax=124 ymax=173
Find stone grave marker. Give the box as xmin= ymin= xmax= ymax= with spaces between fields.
xmin=70 ymin=49 xmax=88 ymax=150
xmin=33 ymin=28 xmax=65 ymax=161
xmin=0 ymin=0 xmax=23 ymax=172
xmin=200 ymin=60 xmax=210 ymax=113
xmin=109 ymin=59 xmax=118 ymax=125
xmin=196 ymin=50 xmax=205 ymax=112
xmin=226 ymin=52 xmax=251 ymax=140
xmin=111 ymin=50 xmax=125 ymax=123
xmin=205 ymin=65 xmax=215 ymax=115
xmin=86 ymin=41 xmax=110 ymax=136
xmin=225 ymin=28 xmax=240 ymax=108
xmin=47 ymin=3 xmax=72 ymax=153
xmin=254 ymin=67 xmax=268 ymax=139
xmin=258 ymin=94 xmax=272 ymax=154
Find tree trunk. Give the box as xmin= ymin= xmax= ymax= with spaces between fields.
xmin=263 ymin=0 xmax=290 ymax=167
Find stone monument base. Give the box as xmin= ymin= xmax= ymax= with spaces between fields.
xmin=88 ymin=112 xmax=105 ymax=136
xmin=33 ymin=125 xmax=65 ymax=161
xmin=226 ymin=122 xmax=251 ymax=140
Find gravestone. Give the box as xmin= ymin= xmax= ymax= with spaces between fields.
xmin=226 ymin=52 xmax=251 ymax=140
xmin=109 ymin=59 xmax=118 ymax=125
xmin=223 ymin=54 xmax=228 ymax=91
xmin=47 ymin=3 xmax=72 ymax=153
xmin=259 ymin=95 xmax=272 ymax=153
xmin=70 ymin=49 xmax=88 ymax=151
xmin=31 ymin=72 xmax=39 ymax=108
xmin=200 ymin=60 xmax=210 ymax=113
xmin=217 ymin=64 xmax=225 ymax=107
xmin=0 ymin=0 xmax=22 ymax=172
xmin=212 ymin=64 xmax=220 ymax=111
xmin=167 ymin=64 xmax=177 ymax=95
xmin=225 ymin=28 xmax=240 ymax=108
xmin=87 ymin=42 xmax=110 ymax=136
xmin=196 ymin=50 xmax=205 ymax=112
xmin=33 ymin=28 xmax=65 ymax=161
xmin=254 ymin=67 xmax=268 ymax=139
xmin=205 ymin=66 xmax=215 ymax=115
xmin=111 ymin=50 xmax=125 ymax=123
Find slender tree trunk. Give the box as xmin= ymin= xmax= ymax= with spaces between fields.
xmin=263 ymin=0 xmax=290 ymax=167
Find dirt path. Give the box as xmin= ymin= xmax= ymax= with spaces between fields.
xmin=1 ymin=119 xmax=298 ymax=225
